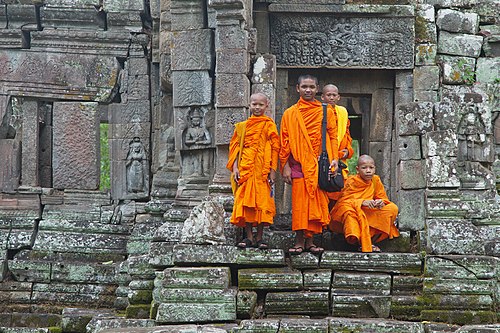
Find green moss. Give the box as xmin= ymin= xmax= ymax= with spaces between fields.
xmin=150 ymin=300 xmax=159 ymax=319
xmin=415 ymin=15 xmax=430 ymax=42
xmin=99 ymin=123 xmax=110 ymax=191
xmin=126 ymin=304 xmax=151 ymax=319
xmin=48 ymin=327 xmax=62 ymax=333
xmin=421 ymin=310 xmax=497 ymax=325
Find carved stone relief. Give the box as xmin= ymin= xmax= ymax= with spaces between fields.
xmin=270 ymin=15 xmax=414 ymax=69
xmin=126 ymin=137 xmax=147 ymax=193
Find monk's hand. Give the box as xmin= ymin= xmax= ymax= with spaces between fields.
xmin=374 ymin=199 xmax=385 ymax=208
xmin=233 ymin=166 xmax=240 ymax=183
xmin=340 ymin=149 xmax=349 ymax=159
xmin=362 ymin=200 xmax=377 ymax=209
xmin=282 ymin=162 xmax=292 ymax=185
xmin=268 ymin=169 xmax=276 ymax=185
xmin=329 ymin=159 xmax=339 ymax=174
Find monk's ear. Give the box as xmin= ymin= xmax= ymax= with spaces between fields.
xmin=296 ymin=84 xmax=300 ymax=93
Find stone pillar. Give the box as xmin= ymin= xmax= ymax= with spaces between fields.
xmin=20 ymin=99 xmax=39 ymax=187
xmin=209 ymin=0 xmax=252 ymax=193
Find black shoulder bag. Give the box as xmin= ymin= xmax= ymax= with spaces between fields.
xmin=318 ymin=103 xmax=346 ymax=192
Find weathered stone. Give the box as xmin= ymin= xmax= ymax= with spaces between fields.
xmin=214 ymin=107 xmax=248 ymax=145
xmin=127 ymin=289 xmax=152 ymax=304
xmin=0 ymin=281 xmax=32 ymax=304
xmin=332 ymin=294 xmax=391 ymax=318
xmin=289 ymin=252 xmax=319 ymax=269
xmin=50 ymin=261 xmax=117 ymax=284
xmin=251 ymin=54 xmax=276 ymax=85
xmin=398 ymin=160 xmax=426 ymax=189
xmin=397 ymin=136 xmax=421 ymax=161
xmin=148 ymin=242 xmax=174 ymax=267
xmin=159 ymin=267 xmax=231 ymax=289
xmin=476 ymin=58 xmax=500 ymax=85
xmin=20 ymin=100 xmax=39 ymax=187
xmin=235 ymin=248 xmax=286 ymax=267
xmin=155 ymin=289 xmax=237 ymax=323
xmin=332 ymin=272 xmax=391 ymax=296
xmin=424 ymin=255 xmax=499 ymax=279
xmin=172 ymin=30 xmax=213 ymax=71
xmin=320 ymin=252 xmax=423 ymax=275
xmin=236 ymin=290 xmax=257 ymax=319
xmin=414 ymin=65 xmax=440 ymax=91
xmin=125 ymin=304 xmax=151 ymax=319
xmin=52 ymin=102 xmax=100 ymax=190
xmin=170 ymin=0 xmax=205 ymax=31
xmin=421 ymin=310 xmax=497 ymax=325
xmin=31 ymin=282 xmax=116 ymax=307
xmin=153 ymin=221 xmax=183 ymax=242
xmin=127 ymin=255 xmax=156 ymax=278
xmin=0 ymin=139 xmax=21 ymax=191
xmin=173 ymin=244 xmax=237 ymax=265
xmin=214 ymin=24 xmax=249 ymax=50
xmin=426 ymin=219 xmax=488 ymax=255
xmin=426 ymin=156 xmax=460 ymax=188
xmin=392 ymin=276 xmax=424 ymax=296
xmin=172 ymin=71 xmax=212 ymax=107
xmin=438 ymin=31 xmax=483 ymax=58
xmin=233 ymin=319 xmax=280 ymax=333
xmin=424 ymin=278 xmax=495 ymax=297
xmin=415 ymin=44 xmax=437 ymax=66
xmin=397 ymin=189 xmax=426 ymax=231
xmin=214 ymin=74 xmax=250 ymax=108
xmin=62 ymin=307 xmax=113 ymax=333
xmin=328 ymin=317 xmax=424 ymax=333
xmin=303 ymin=269 xmax=332 ymax=291
xmin=181 ymin=198 xmax=226 ymax=245
xmin=369 ymin=89 xmax=394 ymax=142
xmin=396 ymin=102 xmax=434 ymax=136
xmin=265 ymin=291 xmax=329 ymax=316
xmin=423 ymin=130 xmax=458 ymax=158
xmin=85 ymin=317 xmax=156 ymax=333
xmin=437 ymin=9 xmax=479 ymax=34
xmin=216 ymin=49 xmax=249 ymax=74
xmin=438 ymin=55 xmax=476 ymax=85
xmin=238 ymin=268 xmax=302 ymax=290
xmin=278 ymin=319 xmax=329 ymax=333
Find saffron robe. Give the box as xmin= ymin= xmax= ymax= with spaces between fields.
xmin=330 ymin=174 xmax=400 ymax=252
xmin=279 ymin=97 xmax=339 ymax=236
xmin=328 ymin=105 xmax=354 ymax=201
xmin=227 ymin=115 xmax=280 ymax=227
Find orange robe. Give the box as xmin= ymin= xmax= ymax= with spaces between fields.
xmin=329 ymin=105 xmax=354 ymax=201
xmin=330 ymin=174 xmax=400 ymax=252
xmin=227 ymin=115 xmax=280 ymax=227
xmin=279 ymin=97 xmax=339 ymax=237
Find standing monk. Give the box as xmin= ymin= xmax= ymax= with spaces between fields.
xmin=329 ymin=155 xmax=399 ymax=252
xmin=321 ymin=84 xmax=354 ymax=208
xmin=227 ymin=93 xmax=280 ymax=249
xmin=280 ymin=75 xmax=339 ymax=255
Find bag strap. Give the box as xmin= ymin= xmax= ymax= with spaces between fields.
xmin=321 ymin=103 xmax=328 ymax=154
xmin=236 ymin=123 xmax=246 ymax=168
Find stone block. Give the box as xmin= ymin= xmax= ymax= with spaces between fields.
xmin=368 ymin=141 xmax=392 ymax=188
xmin=215 ymin=24 xmax=249 ymax=50
xmin=31 ymin=282 xmax=116 ymax=307
xmin=234 ymin=319 xmax=280 ymax=333
xmin=215 ymin=74 xmax=250 ymax=108
xmin=170 ymin=0 xmax=206 ymax=31
xmin=238 ymin=267 xmax=302 ymax=290
xmin=155 ymin=289 xmax=237 ymax=323
xmin=172 ymin=30 xmax=213 ymax=71
xmin=438 ymin=31 xmax=483 ymax=58
xmin=251 ymin=54 xmax=276 ymax=84
xmin=414 ymin=90 xmax=438 ymax=103
xmin=20 ymin=100 xmax=39 ymax=187
xmin=52 ymin=102 xmax=100 ymax=190
xmin=159 ymin=267 xmax=231 ymax=289
xmin=426 ymin=156 xmax=460 ymax=188
xmin=172 ymin=71 xmax=212 ymax=107
xmin=390 ymin=295 xmax=423 ymax=321
xmin=320 ymin=252 xmax=423 ymax=275
xmin=438 ymin=55 xmax=476 ymax=85
xmin=415 ymin=44 xmax=437 ymax=66
xmin=62 ymin=308 xmax=113 ymax=333
xmin=396 ymin=102 xmax=434 ymax=136
xmin=398 ymin=160 xmax=426 ymax=189
xmin=0 ymin=281 xmax=33 ymax=304
xmin=50 ymin=262 xmax=117 ymax=284
xmin=426 ymin=219 xmax=488 ymax=255
xmin=414 ymin=66 xmax=440 ymax=91
xmin=437 ymin=9 xmax=479 ymax=34
xmin=303 ymin=269 xmax=332 ymax=291
xmin=422 ymin=130 xmax=458 ymax=158
xmin=421 ymin=310 xmax=497 ymax=325
xmin=332 ymin=272 xmax=391 ymax=296
xmin=126 ymin=74 xmax=150 ymax=101
xmin=235 ymin=248 xmax=286 ymax=266
xmin=329 ymin=318 xmax=424 ymax=332
xmin=173 ymin=244 xmax=237 ymax=265
xmin=289 ymin=252 xmax=319 ymax=269
xmin=392 ymin=276 xmax=424 ymax=295
xmin=332 ymin=294 xmax=391 ymax=318
xmin=265 ymin=291 xmax=329 ymax=316
xmin=153 ymin=221 xmax=183 ymax=242
xmin=85 ymin=317 xmax=156 ymax=333
xmin=278 ymin=319 xmax=329 ymax=333
xmin=0 ymin=139 xmax=21 ymax=191
xmin=434 ymin=101 xmax=462 ymax=132
xmin=424 ymin=278 xmax=494 ymax=297
xmin=148 ymin=242 xmax=174 ymax=267
xmin=397 ymin=136 xmax=421 ymax=161
xmin=214 ymin=107 xmax=247 ymax=145
xmin=216 ymin=49 xmax=249 ymax=74
xmin=398 ymin=189 xmax=426 ymax=232
xmin=476 ymin=58 xmax=500 ymax=84
xmin=236 ymin=290 xmax=257 ymax=319
xmin=369 ymin=89 xmax=394 ymax=142
xmin=424 ymin=255 xmax=499 ymax=279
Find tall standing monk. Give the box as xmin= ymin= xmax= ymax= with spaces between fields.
xmin=280 ymin=75 xmax=339 ymax=255
xmin=329 ymin=155 xmax=399 ymax=253
xmin=321 ymin=84 xmax=354 ymax=208
xmin=227 ymin=93 xmax=280 ymax=249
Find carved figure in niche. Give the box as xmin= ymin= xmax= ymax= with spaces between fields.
xmin=126 ymin=137 xmax=146 ymax=193
xmin=457 ymin=106 xmax=486 ymax=162
xmin=159 ymin=125 xmax=176 ymax=168
xmin=182 ymin=107 xmax=212 ymax=177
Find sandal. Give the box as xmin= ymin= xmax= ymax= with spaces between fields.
xmin=288 ymin=246 xmax=304 ymax=255
xmin=255 ymin=240 xmax=269 ymax=250
xmin=306 ymin=245 xmax=324 ymax=255
xmin=237 ymin=238 xmax=254 ymax=248
xmin=357 ymin=245 xmax=382 ymax=253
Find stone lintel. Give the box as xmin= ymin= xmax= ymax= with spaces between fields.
xmin=269 ymin=4 xmax=414 ymax=16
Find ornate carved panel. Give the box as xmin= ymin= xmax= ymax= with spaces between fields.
xmin=270 ymin=15 xmax=414 ymax=69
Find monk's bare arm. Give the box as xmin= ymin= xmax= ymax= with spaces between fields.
xmin=282 ymin=161 xmax=292 ymax=184
xmin=232 ymin=160 xmax=240 ymax=182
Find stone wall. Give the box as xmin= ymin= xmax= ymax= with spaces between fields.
xmin=0 ymin=0 xmax=499 ymax=331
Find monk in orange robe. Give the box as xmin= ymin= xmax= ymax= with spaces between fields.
xmin=227 ymin=93 xmax=280 ymax=249
xmin=321 ymin=84 xmax=354 ymax=206
xmin=330 ymin=155 xmax=400 ymax=252
xmin=280 ymin=75 xmax=339 ymax=255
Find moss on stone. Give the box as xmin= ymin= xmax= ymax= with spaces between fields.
xmin=48 ymin=327 xmax=62 ymax=333
xmin=415 ymin=15 xmax=429 ymax=42
xmin=126 ymin=304 xmax=151 ymax=319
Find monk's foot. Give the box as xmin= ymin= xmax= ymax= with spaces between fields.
xmin=237 ymin=238 xmax=254 ymax=248
xmin=357 ymin=245 xmax=381 ymax=253
xmin=288 ymin=245 xmax=304 ymax=255
xmin=255 ymin=240 xmax=269 ymax=250
xmin=306 ymin=244 xmax=324 ymax=255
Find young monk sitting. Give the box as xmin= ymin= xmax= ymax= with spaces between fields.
xmin=227 ymin=93 xmax=280 ymax=249
xmin=329 ymin=155 xmax=399 ymax=252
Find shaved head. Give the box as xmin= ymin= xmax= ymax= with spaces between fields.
xmin=358 ymin=154 xmax=375 ymax=166
xmin=322 ymin=84 xmax=339 ymax=93
xmin=250 ymin=92 xmax=269 ymax=102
